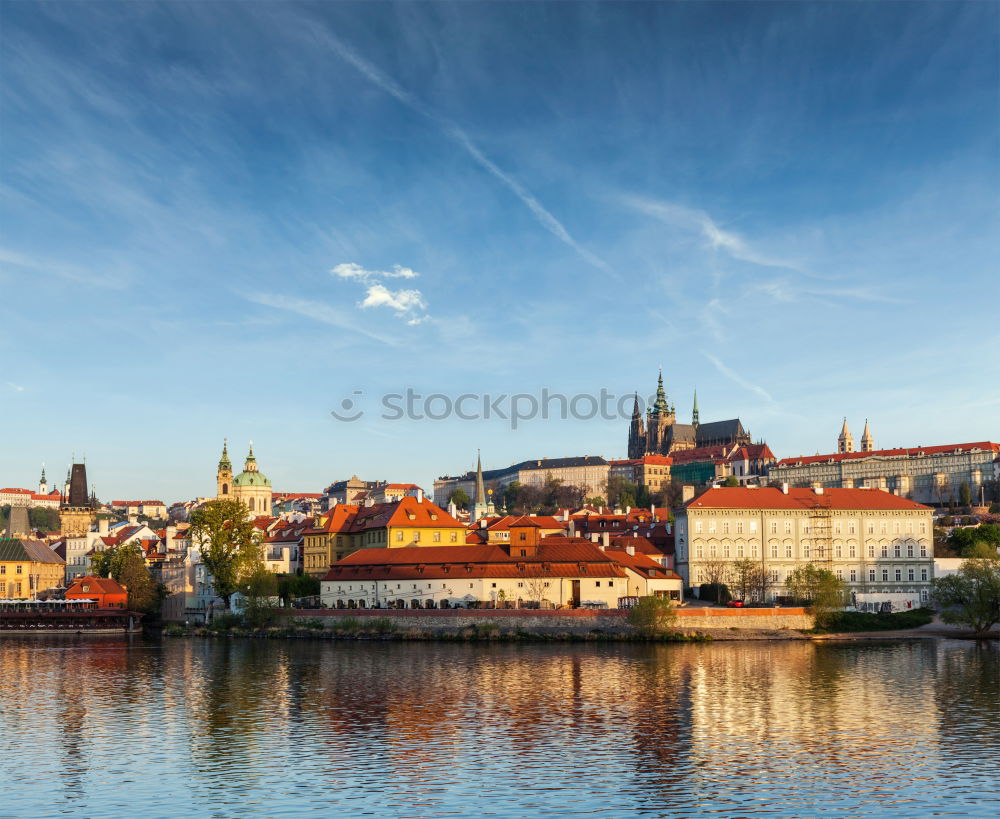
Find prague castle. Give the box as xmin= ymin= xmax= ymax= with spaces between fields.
xmin=627 ymin=370 xmax=752 ymax=458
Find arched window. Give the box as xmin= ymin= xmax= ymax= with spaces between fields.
xmin=248 ymin=497 xmax=255 ymax=511
xmin=221 ymin=483 xmax=228 ymax=495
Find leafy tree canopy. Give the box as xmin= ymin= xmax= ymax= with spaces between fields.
xmin=932 ymin=542 xmax=1000 ymax=635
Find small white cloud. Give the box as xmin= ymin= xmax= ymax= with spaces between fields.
xmin=360 ymin=284 xmax=427 ymax=314
xmin=331 ymin=262 xmax=430 ymax=322
xmin=330 ymin=262 xmax=420 ymax=282
xmin=7 ymin=382 xmax=25 ymax=392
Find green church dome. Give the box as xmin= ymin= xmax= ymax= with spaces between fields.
xmin=233 ymin=470 xmax=271 ymax=487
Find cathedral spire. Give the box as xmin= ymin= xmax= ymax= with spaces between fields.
xmin=653 ymin=368 xmax=668 ymax=412
xmin=692 ymin=390 xmax=699 ymax=427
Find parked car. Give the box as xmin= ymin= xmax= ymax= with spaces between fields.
xmin=726 ymin=600 xmax=745 ymax=608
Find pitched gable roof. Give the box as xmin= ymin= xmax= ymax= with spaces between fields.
xmin=685 ymin=487 xmax=932 ymax=512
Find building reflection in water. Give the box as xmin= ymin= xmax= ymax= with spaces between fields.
xmin=2 ymin=637 xmax=998 ymax=818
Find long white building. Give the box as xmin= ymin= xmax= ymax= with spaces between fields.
xmin=676 ymin=486 xmax=934 ymax=610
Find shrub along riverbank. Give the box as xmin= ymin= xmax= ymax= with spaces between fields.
xmin=807 ymin=607 xmax=935 ymax=634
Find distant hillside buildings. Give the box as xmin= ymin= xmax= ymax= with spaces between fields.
xmin=770 ymin=440 xmax=999 ymax=506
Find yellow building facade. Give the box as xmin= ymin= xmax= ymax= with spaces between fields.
xmin=0 ymin=538 xmax=66 ymax=598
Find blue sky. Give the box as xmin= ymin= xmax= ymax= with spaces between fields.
xmin=1 ymin=1 xmax=997 ymax=502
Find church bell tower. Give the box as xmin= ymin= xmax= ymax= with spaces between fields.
xmin=217 ymin=439 xmax=233 ymax=498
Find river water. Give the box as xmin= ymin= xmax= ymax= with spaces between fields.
xmin=1 ymin=636 xmax=997 ymax=818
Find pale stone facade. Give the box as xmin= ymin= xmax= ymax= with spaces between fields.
xmin=769 ymin=441 xmax=999 ymax=506
xmin=676 ymin=487 xmax=935 ymax=609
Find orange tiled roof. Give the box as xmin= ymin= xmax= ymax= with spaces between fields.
xmin=685 ymin=487 xmax=932 ymax=511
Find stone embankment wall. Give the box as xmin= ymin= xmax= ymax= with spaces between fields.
xmin=287 ymin=607 xmax=814 ymax=634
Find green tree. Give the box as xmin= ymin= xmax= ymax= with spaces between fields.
xmin=627 ymin=596 xmax=677 ymax=635
xmin=585 ymin=496 xmax=606 ymax=508
xmin=948 ymin=524 xmax=1000 ymax=557
xmin=277 ymin=573 xmax=321 ymax=607
xmin=931 ymin=542 xmax=1000 ymax=635
xmin=730 ymin=558 xmax=765 ymax=602
xmin=28 ymin=507 xmax=61 ymax=532
xmin=606 ymin=475 xmax=638 ymax=509
xmin=959 ymin=482 xmax=972 ymax=508
xmin=89 ymin=541 xmax=163 ymax=613
xmin=785 ymin=563 xmax=847 ymax=626
xmin=240 ymin=568 xmax=280 ymax=628
xmin=448 ymin=488 xmax=471 ymax=510
xmin=188 ymin=499 xmax=261 ymax=610
xmin=723 ymin=475 xmax=740 ymax=487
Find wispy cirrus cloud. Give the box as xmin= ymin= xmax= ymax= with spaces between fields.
xmin=703 ymin=351 xmax=775 ymax=405
xmin=622 ymin=196 xmax=805 ymax=274
xmin=244 ymin=292 xmax=399 ymax=346
xmin=315 ymin=29 xmax=614 ymax=277
xmin=7 ymin=382 xmax=26 ymax=393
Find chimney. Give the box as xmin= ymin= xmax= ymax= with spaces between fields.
xmin=601 ymin=532 xmax=609 ymax=548
xmin=626 ymin=545 xmax=635 ymax=556
xmin=98 ymin=516 xmax=109 ymax=537
xmin=416 ymin=488 xmax=424 ymax=503
xmin=568 ymin=520 xmax=576 ymax=538
xmin=480 ymin=519 xmax=487 ymax=529
xmin=448 ymin=501 xmax=457 ymax=518
xmin=682 ymin=485 xmax=695 ymax=503
xmin=590 ymin=533 xmax=598 ymax=543
xmin=815 ymin=486 xmax=824 ymax=495
xmin=781 ymin=482 xmax=789 ymax=495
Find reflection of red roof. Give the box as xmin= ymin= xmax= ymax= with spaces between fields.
xmin=686 ymin=487 xmax=932 ymax=511
xmin=775 ymin=441 xmax=999 ymax=467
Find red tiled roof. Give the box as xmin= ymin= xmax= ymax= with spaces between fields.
xmin=604 ymin=549 xmax=681 ymax=579
xmin=66 ymin=575 xmax=127 ymax=594
xmin=322 ymin=539 xmax=629 ymax=582
xmin=775 ymin=441 xmax=999 ymax=467
xmin=685 ymin=487 xmax=932 ymax=511
xmin=727 ymin=443 xmax=776 ymax=462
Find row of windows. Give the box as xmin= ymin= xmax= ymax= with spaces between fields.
xmin=693 ymin=519 xmax=927 ymax=536
xmin=693 ymin=540 xmax=929 ymax=560
xmin=0 ymin=565 xmax=23 ymax=574
xmin=693 ymin=568 xmax=930 ymax=585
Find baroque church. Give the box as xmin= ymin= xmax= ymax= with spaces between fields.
xmin=216 ymin=440 xmax=272 ymax=516
xmin=627 ymin=370 xmax=752 ymax=458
